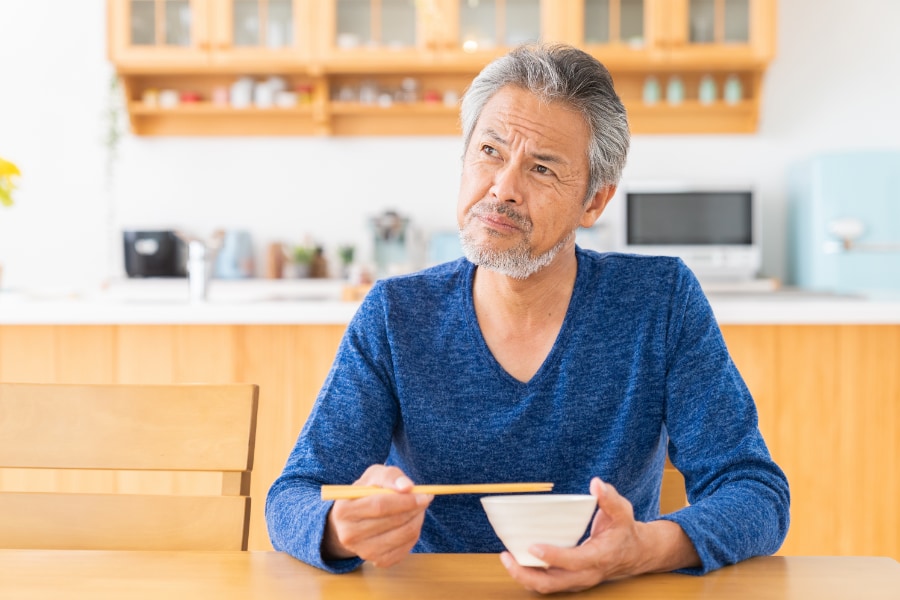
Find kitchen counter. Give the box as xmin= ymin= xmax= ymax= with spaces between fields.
xmin=1 ymin=279 xmax=899 ymax=325
xmin=0 ymin=279 xmax=361 ymax=325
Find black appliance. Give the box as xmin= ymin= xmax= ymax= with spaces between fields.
xmin=123 ymin=230 xmax=187 ymax=278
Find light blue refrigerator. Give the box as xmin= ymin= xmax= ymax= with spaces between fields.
xmin=789 ymin=150 xmax=900 ymax=294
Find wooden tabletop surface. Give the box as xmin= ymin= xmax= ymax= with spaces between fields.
xmin=2 ymin=551 xmax=899 ymax=599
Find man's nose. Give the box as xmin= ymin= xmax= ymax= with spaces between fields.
xmin=489 ymin=162 xmax=525 ymax=204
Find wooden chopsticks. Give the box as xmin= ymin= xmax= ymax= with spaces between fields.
xmin=321 ymin=482 xmax=554 ymax=501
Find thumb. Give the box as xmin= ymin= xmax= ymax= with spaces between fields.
xmin=590 ymin=477 xmax=634 ymax=528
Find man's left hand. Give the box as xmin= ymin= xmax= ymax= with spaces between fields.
xmin=500 ymin=477 xmax=700 ymax=594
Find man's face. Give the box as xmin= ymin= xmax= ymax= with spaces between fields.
xmin=457 ymin=86 xmax=602 ymax=279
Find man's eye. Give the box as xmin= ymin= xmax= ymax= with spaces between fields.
xmin=481 ymin=145 xmax=498 ymax=156
xmin=534 ymin=164 xmax=550 ymax=175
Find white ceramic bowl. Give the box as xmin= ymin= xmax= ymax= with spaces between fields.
xmin=480 ymin=494 xmax=597 ymax=567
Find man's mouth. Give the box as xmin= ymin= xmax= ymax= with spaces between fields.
xmin=470 ymin=203 xmax=530 ymax=233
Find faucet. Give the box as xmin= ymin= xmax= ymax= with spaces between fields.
xmin=187 ymin=240 xmax=212 ymax=303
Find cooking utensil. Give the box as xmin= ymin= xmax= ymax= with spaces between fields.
xmin=321 ymin=482 xmax=553 ymax=501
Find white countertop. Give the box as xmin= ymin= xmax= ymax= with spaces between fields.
xmin=0 ymin=279 xmax=361 ymax=325
xmin=1 ymin=279 xmax=899 ymax=325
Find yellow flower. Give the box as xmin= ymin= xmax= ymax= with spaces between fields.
xmin=0 ymin=156 xmax=21 ymax=207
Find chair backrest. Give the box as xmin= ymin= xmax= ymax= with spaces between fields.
xmin=0 ymin=383 xmax=258 ymax=550
xmin=661 ymin=457 xmax=688 ymax=514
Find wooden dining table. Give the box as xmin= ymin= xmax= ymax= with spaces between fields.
xmin=2 ymin=550 xmax=899 ymax=599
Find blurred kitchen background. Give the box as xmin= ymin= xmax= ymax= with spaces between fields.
xmin=1 ymin=0 xmax=899 ymax=293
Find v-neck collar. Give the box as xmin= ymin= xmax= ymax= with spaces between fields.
xmin=461 ymin=251 xmax=585 ymax=388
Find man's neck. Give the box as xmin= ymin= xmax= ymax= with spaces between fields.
xmin=472 ymin=250 xmax=579 ymax=330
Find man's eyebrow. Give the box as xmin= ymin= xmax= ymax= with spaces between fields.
xmin=482 ymin=128 xmax=566 ymax=165
xmin=484 ymin=128 xmax=506 ymax=146
xmin=532 ymin=151 xmax=565 ymax=165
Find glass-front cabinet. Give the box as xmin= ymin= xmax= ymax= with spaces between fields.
xmin=685 ymin=0 xmax=750 ymax=44
xmin=561 ymin=0 xmax=775 ymax=133
xmin=319 ymin=0 xmax=553 ymax=67
xmin=316 ymin=0 xmax=552 ymax=133
xmin=209 ymin=0 xmax=313 ymax=66
xmin=108 ymin=0 xmax=313 ymax=68
xmin=581 ymin=0 xmax=649 ymax=47
xmin=454 ymin=0 xmax=543 ymax=53
xmin=317 ymin=0 xmax=424 ymax=66
xmin=660 ymin=0 xmax=775 ymax=64
xmin=108 ymin=0 xmax=211 ymax=67
xmin=568 ymin=0 xmax=774 ymax=64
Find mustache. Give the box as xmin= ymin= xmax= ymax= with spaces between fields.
xmin=468 ymin=202 xmax=532 ymax=231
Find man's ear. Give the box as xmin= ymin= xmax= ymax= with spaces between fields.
xmin=580 ymin=185 xmax=617 ymax=228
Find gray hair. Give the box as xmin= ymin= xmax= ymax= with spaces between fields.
xmin=460 ymin=44 xmax=630 ymax=200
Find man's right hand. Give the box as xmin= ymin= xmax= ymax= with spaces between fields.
xmin=322 ymin=465 xmax=433 ymax=568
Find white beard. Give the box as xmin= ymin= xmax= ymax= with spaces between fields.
xmin=458 ymin=204 xmax=574 ymax=279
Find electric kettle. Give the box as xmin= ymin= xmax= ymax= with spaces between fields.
xmin=214 ymin=230 xmax=255 ymax=279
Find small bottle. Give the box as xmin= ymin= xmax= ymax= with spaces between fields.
xmin=723 ymin=75 xmax=743 ymax=104
xmin=142 ymin=88 xmax=159 ymax=107
xmin=642 ymin=76 xmax=661 ymax=105
xmin=296 ymin=84 xmax=313 ymax=105
xmin=211 ymin=86 xmax=229 ymax=106
xmin=310 ymin=246 xmax=329 ymax=279
xmin=698 ymin=75 xmax=716 ymax=105
xmin=442 ymin=89 xmax=459 ymax=107
xmin=666 ymin=76 xmax=684 ymax=105
xmin=265 ymin=242 xmax=285 ymax=279
xmin=159 ymin=89 xmax=180 ymax=109
xmin=253 ymin=81 xmax=274 ymax=108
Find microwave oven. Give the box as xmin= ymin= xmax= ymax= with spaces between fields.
xmin=612 ymin=183 xmax=761 ymax=281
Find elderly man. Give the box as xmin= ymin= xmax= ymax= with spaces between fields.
xmin=266 ymin=43 xmax=789 ymax=594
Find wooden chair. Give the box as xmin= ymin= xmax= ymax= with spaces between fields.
xmin=0 ymin=383 xmax=258 ymax=550
xmin=661 ymin=457 xmax=688 ymax=514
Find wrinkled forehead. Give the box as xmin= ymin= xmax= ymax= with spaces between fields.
xmin=469 ymin=86 xmax=591 ymax=158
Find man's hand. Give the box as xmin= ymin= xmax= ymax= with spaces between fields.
xmin=322 ymin=465 xmax=433 ymax=568
xmin=500 ymin=477 xmax=701 ymax=594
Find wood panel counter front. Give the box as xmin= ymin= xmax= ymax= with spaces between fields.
xmin=0 ymin=322 xmax=898 ymax=562
xmin=2 ymin=551 xmax=899 ymax=599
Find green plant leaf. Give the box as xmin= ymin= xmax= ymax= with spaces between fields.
xmin=293 ymin=246 xmax=315 ymax=264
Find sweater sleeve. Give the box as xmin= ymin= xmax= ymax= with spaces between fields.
xmin=264 ymin=283 xmax=397 ymax=572
xmin=657 ymin=264 xmax=790 ymax=574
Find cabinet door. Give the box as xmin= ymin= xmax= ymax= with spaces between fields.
xmin=319 ymin=0 xmax=552 ymax=68
xmin=559 ymin=0 xmax=661 ymax=68
xmin=661 ymin=0 xmax=776 ymax=66
xmin=208 ymin=0 xmax=313 ymax=67
xmin=437 ymin=0 xmax=547 ymax=64
xmin=108 ymin=0 xmax=212 ymax=68
xmin=318 ymin=0 xmax=426 ymax=67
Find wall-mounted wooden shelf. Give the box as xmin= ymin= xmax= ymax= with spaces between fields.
xmin=108 ymin=0 xmax=776 ymax=137
xmin=626 ymin=100 xmax=759 ymax=134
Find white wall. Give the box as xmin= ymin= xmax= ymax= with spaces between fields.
xmin=1 ymin=0 xmax=899 ymax=291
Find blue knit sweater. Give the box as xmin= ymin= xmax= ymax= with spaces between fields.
xmin=266 ymin=249 xmax=790 ymax=575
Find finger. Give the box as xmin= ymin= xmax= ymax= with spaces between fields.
xmin=348 ymin=465 xmax=429 ymax=506
xmin=587 ymin=478 xmax=613 ymax=533
xmin=333 ymin=490 xmax=432 ymax=531
xmin=528 ymin=541 xmax=594 ymax=574
xmin=356 ymin=465 xmax=415 ymax=492
xmin=592 ymin=477 xmax=634 ymax=524
xmin=369 ymin=505 xmax=432 ymax=566
xmin=499 ymin=552 xmax=598 ymax=595
xmin=330 ymin=485 xmax=432 ymax=560
xmin=346 ymin=494 xmax=433 ymax=567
